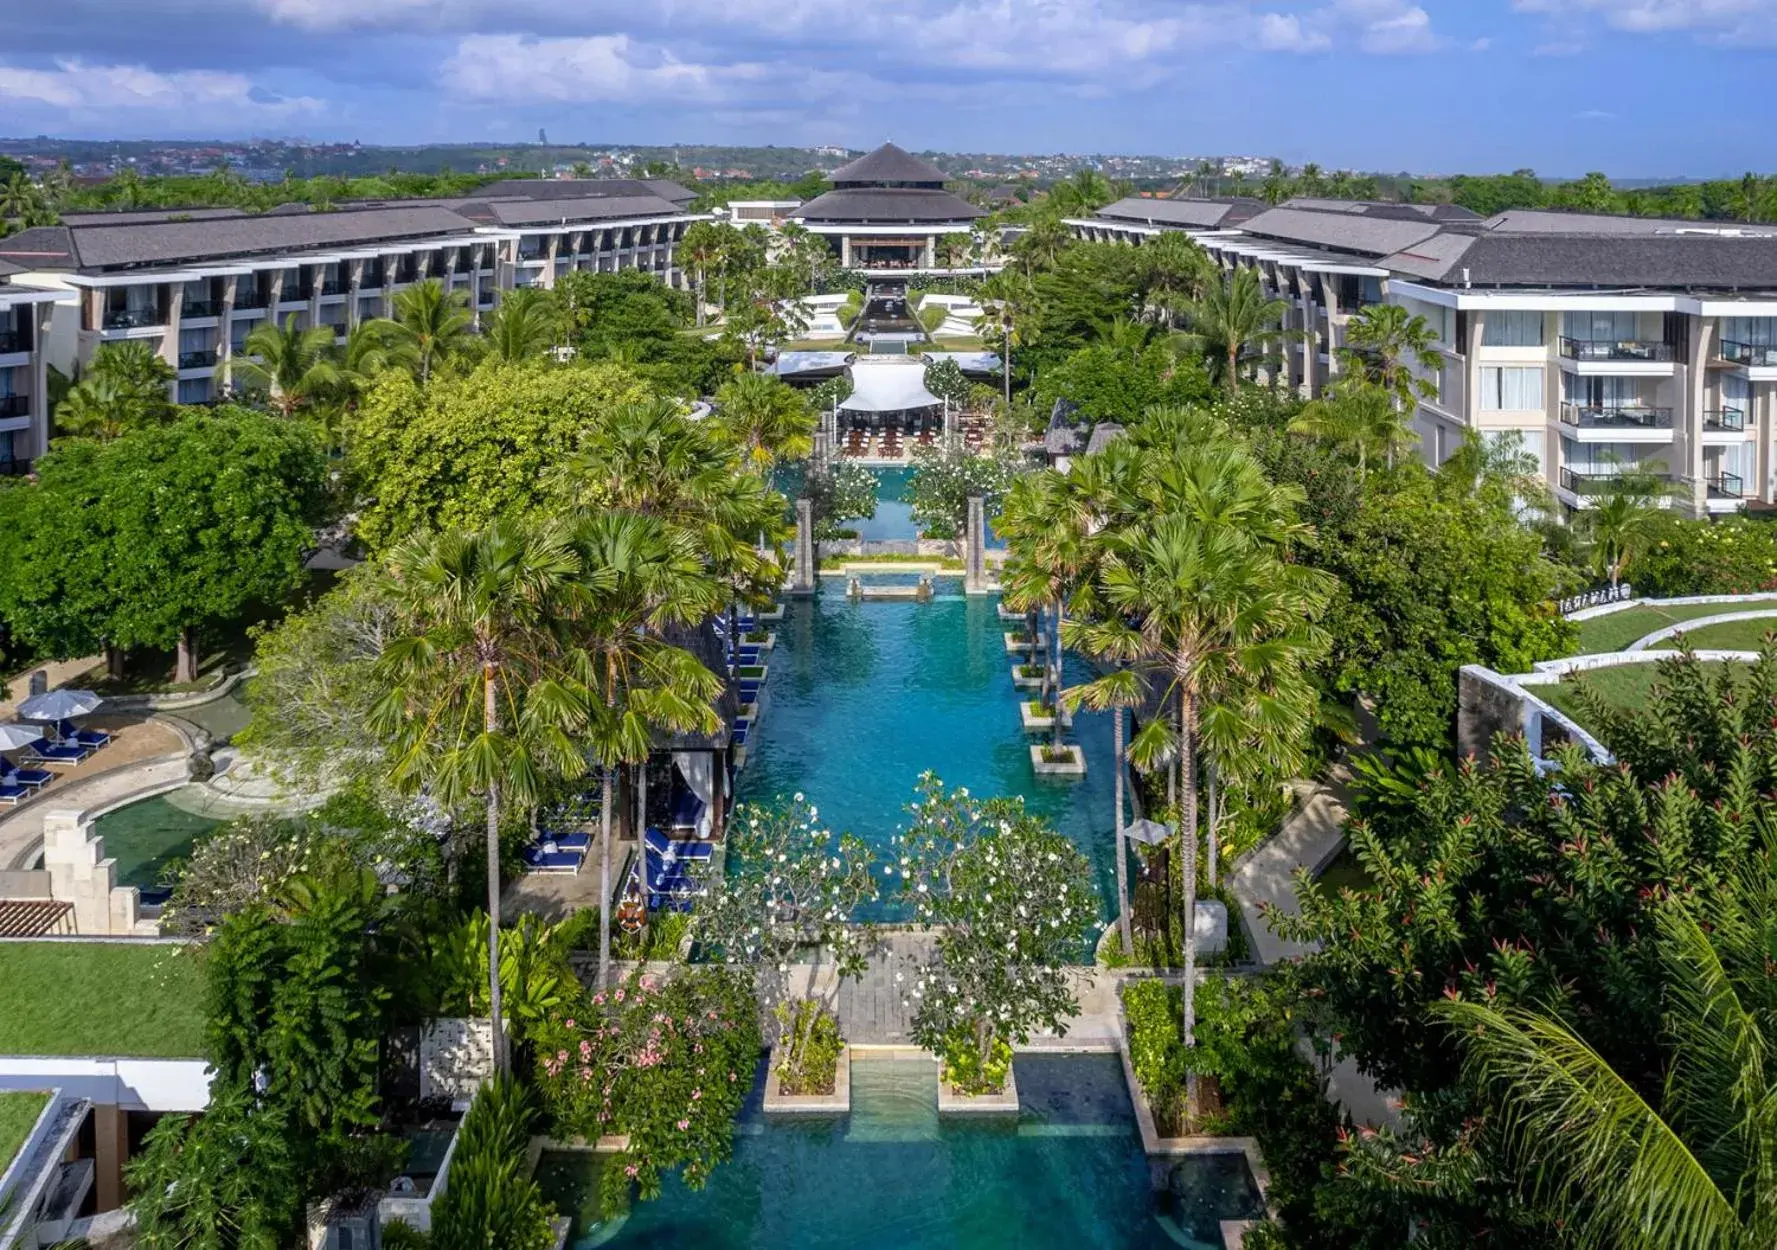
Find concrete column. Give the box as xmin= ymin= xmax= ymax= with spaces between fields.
xmin=218 ymin=276 xmax=238 ymax=379
xmin=841 ymin=236 xmax=853 ymax=268
xmin=29 ymin=302 xmax=51 ymax=457
xmin=964 ymin=496 xmax=988 ymax=595
xmin=544 ymin=233 xmax=560 ymax=290
xmin=93 ymin=1104 xmax=129 ymax=1212
xmin=790 ymin=497 xmax=816 ymax=596
xmin=1685 ymin=315 xmax=1713 ymax=517
xmin=812 ymin=428 xmax=830 ymax=472
xmin=924 ymin=236 xmax=936 ymax=269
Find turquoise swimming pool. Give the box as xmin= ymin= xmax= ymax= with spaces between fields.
xmin=736 ymin=582 xmax=1120 ymax=917
xmin=536 ymin=1054 xmax=1264 ymax=1249
xmin=851 ymin=467 xmax=918 ymax=541
xmin=88 ymin=792 xmax=223 ymax=891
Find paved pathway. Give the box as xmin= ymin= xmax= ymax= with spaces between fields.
xmin=1228 ymin=778 xmax=1349 ymax=966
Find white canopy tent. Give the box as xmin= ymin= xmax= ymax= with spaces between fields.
xmin=839 ymin=360 xmax=942 ymax=413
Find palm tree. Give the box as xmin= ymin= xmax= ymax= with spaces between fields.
xmin=678 ymin=221 xmax=728 ymax=326
xmin=1299 ymin=163 xmax=1327 ymax=198
xmin=370 ymin=520 xmax=585 ymax=1071
xmin=1341 ymin=303 xmax=1444 ymax=421
xmin=712 ymin=372 xmax=815 ymax=473
xmin=1437 ymin=872 xmax=1777 ymax=1250
xmin=1140 ymin=232 xmax=1214 ymax=329
xmin=976 ymin=269 xmax=1037 ymax=407
xmin=1287 ymin=382 xmax=1416 ymax=482
xmin=1583 ymin=463 xmax=1673 ymax=589
xmin=481 ymin=287 xmax=560 ymax=363
xmin=1009 ymin=214 xmax=1071 ymax=277
xmin=55 ymin=341 xmax=175 ymax=439
xmin=1000 ymin=469 xmax=1097 ymax=749
xmin=1180 ymin=268 xmax=1294 ymax=393
xmin=388 ymin=278 xmax=473 ymax=383
xmin=232 ymin=314 xmax=343 ymax=418
xmin=563 ymin=511 xmax=726 ymax=989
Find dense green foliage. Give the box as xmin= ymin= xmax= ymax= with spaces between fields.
xmin=429 ymin=1075 xmax=556 ymax=1250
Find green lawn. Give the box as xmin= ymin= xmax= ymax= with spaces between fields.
xmin=0 ymin=942 xmax=207 ymax=1058
xmin=1574 ymin=598 xmax=1777 ymax=654
xmin=1647 ymin=614 xmax=1777 ymax=651
xmin=0 ymin=1092 xmax=50 ymax=1174
xmin=1536 ymin=661 xmax=1748 ymax=731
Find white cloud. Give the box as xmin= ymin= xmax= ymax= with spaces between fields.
xmin=0 ymin=59 xmax=322 ymax=115
xmin=1512 ymin=0 xmax=1777 ymax=43
xmin=442 ymin=34 xmax=775 ymax=103
xmin=1255 ymin=13 xmax=1332 ymax=50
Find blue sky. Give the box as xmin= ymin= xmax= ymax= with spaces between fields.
xmin=1 ymin=1 xmax=1774 ymax=176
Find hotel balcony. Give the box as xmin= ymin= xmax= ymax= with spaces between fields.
xmin=1558 ymin=403 xmax=1674 ymax=437
xmin=1559 ymin=466 xmax=1670 ymax=497
xmin=178 ymin=348 xmax=218 ymax=370
xmin=232 ymin=290 xmax=268 ymax=311
xmin=0 ymin=330 xmax=29 ymax=356
xmin=1709 ymin=470 xmax=1746 ymax=500
xmin=1721 ymin=340 xmax=1777 ymax=373
xmin=102 ymin=308 xmax=165 ymax=331
xmin=1558 ymin=336 xmax=1675 ymax=369
xmin=181 ymin=299 xmax=220 ymax=319
xmin=0 ymin=395 xmax=31 ymax=419
xmin=1704 ymin=406 xmax=1747 ymax=433
xmin=318 ymin=279 xmax=348 ymax=298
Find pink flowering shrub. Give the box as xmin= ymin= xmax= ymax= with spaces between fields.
xmin=532 ymin=967 xmax=760 ymax=1214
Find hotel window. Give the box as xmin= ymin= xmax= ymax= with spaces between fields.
xmin=1561 ymin=310 xmax=1661 ymax=343
xmin=1724 ymin=317 xmax=1777 ymax=347
xmin=177 ymin=378 xmax=213 ymax=405
xmin=1483 ymin=310 xmax=1544 ymax=347
xmin=1479 ymin=366 xmax=1544 ymax=411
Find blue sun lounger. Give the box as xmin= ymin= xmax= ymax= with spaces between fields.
xmin=0 ymin=761 xmax=51 ymax=790
xmin=55 ymin=719 xmax=109 ymax=748
xmin=23 ymin=738 xmax=89 ymax=766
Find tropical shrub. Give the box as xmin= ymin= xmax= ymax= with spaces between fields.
xmin=1630 ymin=513 xmax=1777 ymax=596
xmin=428 ymin=1074 xmax=555 ymax=1250
xmin=1122 ymin=978 xmax=1192 ymax=1131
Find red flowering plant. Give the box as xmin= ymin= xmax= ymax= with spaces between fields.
xmin=531 ymin=966 xmax=760 ymax=1215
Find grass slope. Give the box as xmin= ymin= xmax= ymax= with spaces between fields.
xmin=0 ymin=1092 xmax=49 ymax=1175
xmin=1574 ymin=598 xmax=1777 ymax=654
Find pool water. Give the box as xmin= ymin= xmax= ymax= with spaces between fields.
xmin=177 ymin=685 xmax=251 ymax=744
xmin=536 ymin=1054 xmax=1263 ymax=1250
xmin=89 ymin=791 xmax=224 ymax=890
xmin=851 ymin=467 xmax=918 ymax=541
xmin=737 ymin=583 xmax=1121 ymax=918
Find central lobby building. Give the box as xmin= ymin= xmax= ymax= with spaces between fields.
xmin=792 ymin=143 xmax=984 ymax=271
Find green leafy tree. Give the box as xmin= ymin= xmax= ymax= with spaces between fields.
xmin=803 ymin=457 xmax=877 ymax=542
xmin=0 ymin=408 xmax=328 ymax=680
xmin=1031 ymin=341 xmax=1214 ymax=427
xmin=691 ymin=795 xmax=877 ymax=1083
xmin=348 ymin=359 xmax=653 ymax=548
xmin=922 ymin=356 xmax=971 ymax=408
xmin=897 ymin=775 xmax=1094 ymax=1092
xmin=231 ymin=314 xmax=343 ymax=419
xmin=905 ymin=441 xmax=1021 ymax=554
xmin=127 ymin=1083 xmax=301 ymax=1250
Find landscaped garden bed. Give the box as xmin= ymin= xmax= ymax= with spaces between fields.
xmin=1030 ymin=743 xmax=1086 ymax=775
xmin=1010 ymin=663 xmax=1044 ymax=690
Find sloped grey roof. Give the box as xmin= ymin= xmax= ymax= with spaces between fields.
xmin=1095 ymin=197 xmax=1260 ymax=229
xmin=469 ymin=195 xmax=686 ymax=226
xmin=1381 ymin=231 xmax=1482 ymax=281
xmin=1381 ymin=232 xmax=1777 ymax=290
xmin=830 ymin=143 xmax=947 ymax=187
xmin=1237 ymin=207 xmax=1443 ymax=258
xmin=0 ymin=227 xmax=77 ymax=269
xmin=0 ymin=259 xmax=23 ymax=280
xmin=1085 ymin=423 xmax=1126 ymax=454
xmin=1281 ymin=198 xmax=1478 ymax=223
xmin=795 ymin=187 xmax=983 ymax=224
xmin=59 ymin=207 xmax=250 ymax=226
xmin=1482 ymin=208 xmax=1774 ymax=237
xmin=468 ymin=177 xmax=696 ymax=206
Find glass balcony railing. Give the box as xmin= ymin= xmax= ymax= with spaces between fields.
xmin=0 ymin=332 xmax=28 ymax=354
xmin=181 ymin=299 xmax=219 ymax=318
xmin=1721 ymin=340 xmax=1777 ymax=368
xmin=0 ymin=395 xmax=30 ymax=418
xmin=102 ymin=307 xmax=164 ymax=330
xmin=1559 ymin=336 xmax=1674 ymax=363
xmin=1710 ymin=471 xmax=1746 ymax=499
xmin=318 ymin=279 xmax=347 ymax=297
xmin=178 ymin=348 xmax=218 ymax=370
xmin=1705 ymin=406 xmax=1747 ymax=432
xmin=233 ymin=290 xmax=268 ymax=310
xmin=1558 ymin=403 xmax=1673 ymax=431
xmin=1560 ymin=466 xmax=1670 ymax=496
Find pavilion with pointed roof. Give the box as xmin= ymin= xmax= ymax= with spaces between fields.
xmin=793 ymin=142 xmax=985 ymax=271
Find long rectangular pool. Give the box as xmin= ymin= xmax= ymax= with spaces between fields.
xmin=736 ymin=581 xmax=1121 ymax=917
xmin=537 ymin=1054 xmax=1264 ymax=1249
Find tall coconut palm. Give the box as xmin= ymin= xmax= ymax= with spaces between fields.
xmin=481 ymin=287 xmax=560 ymax=363
xmin=564 ymin=511 xmax=726 ymax=988
xmin=370 ymin=520 xmax=585 ymax=1071
xmin=679 ymin=220 xmax=727 ymax=326
xmin=976 ymin=269 xmax=1037 ymax=407
xmin=232 ymin=314 xmax=343 ymax=418
xmin=1179 ymin=268 xmax=1294 ymax=393
xmin=388 ymin=278 xmax=473 ymax=383
xmin=1437 ymin=871 xmax=1777 ymax=1250
xmin=712 ymin=372 xmax=815 ymax=473
xmin=1340 ymin=302 xmax=1444 ymax=422
xmin=1287 ymin=382 xmax=1416 ymax=482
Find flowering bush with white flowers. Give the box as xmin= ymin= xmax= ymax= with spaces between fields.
xmin=895 ymin=772 xmax=1093 ymax=1094
xmin=530 ymin=967 xmax=759 ymax=1214
xmin=690 ymin=794 xmax=877 ymax=1091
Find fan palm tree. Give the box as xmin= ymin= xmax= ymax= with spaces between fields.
xmin=370 ymin=520 xmax=585 ymax=1071
xmin=1437 ymin=868 xmax=1777 ymax=1250
xmin=1341 ymin=303 xmax=1444 ymax=417
xmin=562 ymin=511 xmax=726 ymax=988
xmin=1287 ymin=382 xmax=1417 ymax=482
xmin=712 ymin=372 xmax=815 ymax=473
xmin=1179 ymin=268 xmax=1294 ymax=393
xmin=481 ymin=287 xmax=560 ymax=363
xmin=232 ymin=314 xmax=343 ymax=418
xmin=388 ymin=278 xmax=473 ymax=383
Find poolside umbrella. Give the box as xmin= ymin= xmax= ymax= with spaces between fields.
xmin=1124 ymin=818 xmax=1173 ymax=847
xmin=17 ymin=688 xmax=103 ymax=722
xmin=0 ymin=722 xmax=44 ymax=750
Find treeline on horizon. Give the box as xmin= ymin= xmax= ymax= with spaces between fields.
xmin=4 ymin=149 xmax=1776 ymax=229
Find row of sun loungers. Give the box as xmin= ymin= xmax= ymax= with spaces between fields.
xmin=0 ymin=722 xmax=112 ymax=806
xmin=644 ymin=826 xmax=715 ymax=912
xmin=520 ymin=829 xmax=591 ymax=874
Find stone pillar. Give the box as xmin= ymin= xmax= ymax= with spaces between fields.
xmin=93 ymin=1103 xmax=129 ymax=1212
xmin=160 ymin=283 xmax=182 ymax=400
xmin=944 ymin=398 xmax=957 ymax=450
xmin=924 ymin=236 xmax=936 ymax=269
xmin=1685 ymin=314 xmax=1712 ymax=518
xmin=964 ymin=495 xmax=988 ymax=595
xmin=841 ymin=235 xmax=853 ymax=269
xmin=790 ymin=497 xmax=816 ymax=596
xmin=812 ymin=428 xmax=830 ymax=472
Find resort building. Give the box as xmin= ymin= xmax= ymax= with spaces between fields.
xmin=792 ymin=144 xmax=985 ymax=272
xmin=0 ymin=178 xmax=702 ymax=409
xmin=0 ymin=268 xmax=72 ymax=477
xmin=1074 ymin=196 xmax=1777 ymax=515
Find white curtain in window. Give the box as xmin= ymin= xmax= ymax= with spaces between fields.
xmin=1483 ymin=310 xmax=1543 ymax=347
xmin=1481 ymin=366 xmax=1543 ymax=411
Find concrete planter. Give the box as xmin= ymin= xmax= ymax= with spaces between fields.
xmin=1003 ymin=633 xmax=1037 ymax=655
xmin=938 ymin=1062 xmax=1019 ymax=1115
xmin=1030 ymin=744 xmax=1086 ymax=776
xmin=763 ymin=1045 xmax=851 ymax=1115
xmin=1010 ymin=665 xmax=1044 ymax=691
xmin=736 ymin=664 xmax=768 ymax=683
xmin=997 ymin=603 xmax=1025 ymax=622
xmin=1019 ymin=701 xmax=1058 ymax=731
xmin=743 ymin=631 xmax=776 ymax=654
xmin=757 ymin=604 xmax=785 ymax=623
